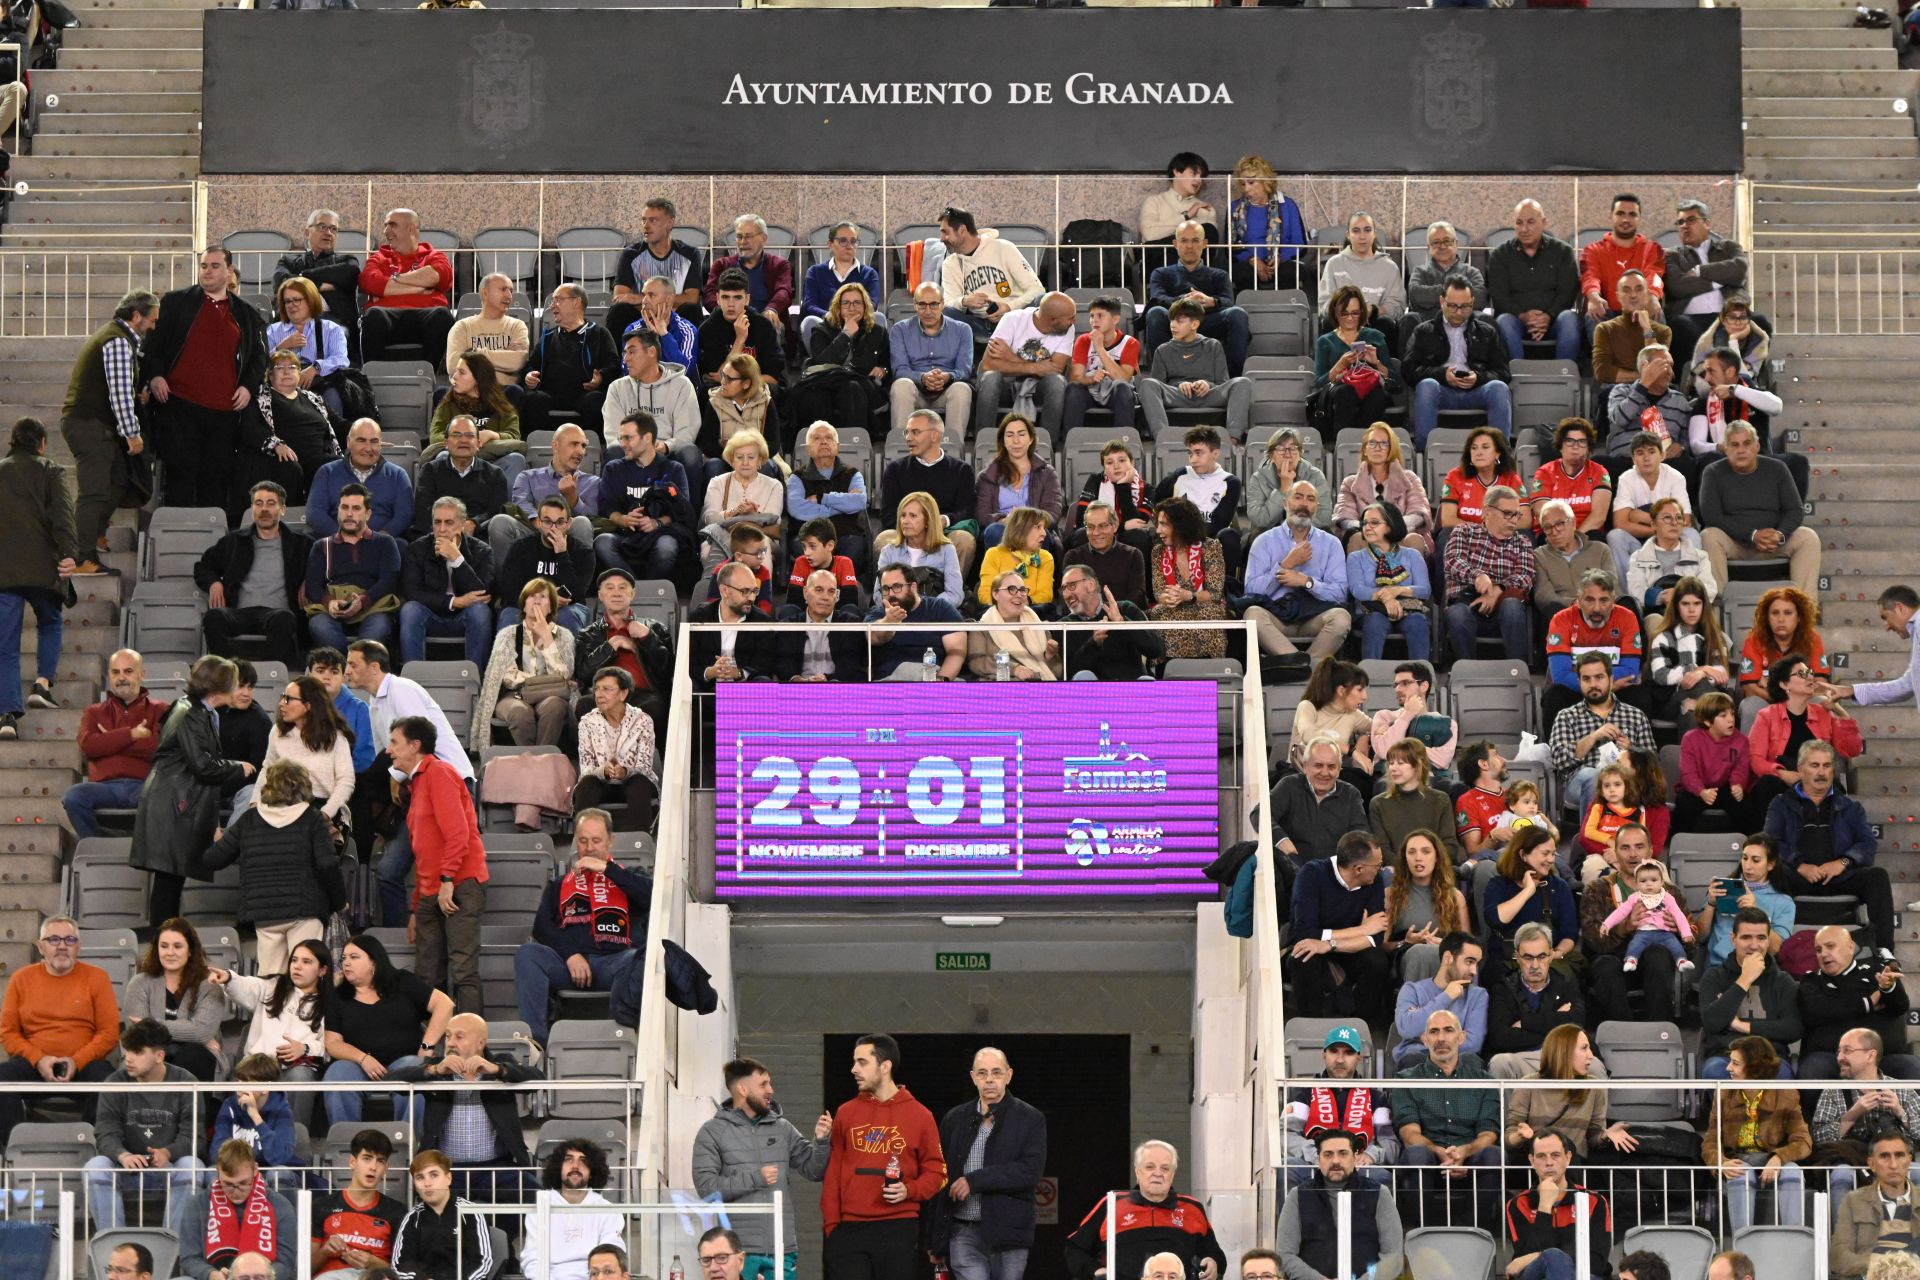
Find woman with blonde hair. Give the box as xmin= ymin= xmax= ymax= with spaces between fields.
xmin=1334 ymin=423 xmax=1431 ymax=552
xmin=968 ymin=570 xmax=1061 ymax=681
xmin=700 ymin=428 xmax=784 ymax=570
xmin=1226 ymin=153 xmax=1309 ymax=296
xmin=791 ymin=281 xmax=890 ymax=432
xmin=1507 ymin=1023 xmax=1637 ymax=1160
xmin=472 ymin=578 xmax=575 ymax=750
xmin=875 ymin=490 xmax=964 ymax=610
xmin=710 ymin=352 xmax=775 ymax=452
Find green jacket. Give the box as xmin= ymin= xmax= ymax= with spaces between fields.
xmin=0 ymin=443 xmax=78 ymax=596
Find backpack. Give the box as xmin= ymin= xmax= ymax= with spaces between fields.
xmin=1044 ymin=220 xmax=1141 ymax=295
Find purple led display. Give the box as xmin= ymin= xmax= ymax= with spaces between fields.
xmin=714 ymin=683 xmax=1222 ymax=900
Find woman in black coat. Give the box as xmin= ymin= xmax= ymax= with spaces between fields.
xmin=790 ymin=282 xmax=890 ymax=433
xmin=131 ymin=656 xmax=254 ymax=924
xmin=200 ymin=758 xmax=343 ymax=975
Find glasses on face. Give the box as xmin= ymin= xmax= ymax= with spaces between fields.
xmin=721 ymin=373 xmax=746 ymax=384
xmin=278 ymin=694 xmax=304 ymax=704
xmin=832 ymin=236 xmax=858 ymax=246
xmin=1490 ymin=506 xmax=1522 ymax=521
xmin=1675 ymin=214 xmax=1703 ymax=226
xmin=312 ymin=223 xmax=339 ymax=233
xmin=1655 ymin=511 xmax=1685 ymax=524
xmin=999 ymin=585 xmax=1030 ymax=596
xmin=1365 ymin=439 xmax=1389 ymax=450
xmin=1725 ymin=312 xmax=1751 ymax=323
xmin=1789 ymin=667 xmax=1812 ymax=680
xmin=1442 ymin=300 xmax=1474 ymax=313
xmin=105 ymin=1267 xmax=145 ymax=1278
xmin=41 ymin=935 xmax=78 ymax=946
xmin=914 ymin=300 xmax=943 ymax=310
xmin=699 ymin=1254 xmax=738 ymax=1269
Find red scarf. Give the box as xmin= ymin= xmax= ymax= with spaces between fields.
xmin=1306 ymin=1086 xmax=1378 ymax=1144
xmin=1159 ymin=542 xmax=1204 ymax=591
xmin=558 ymin=867 xmax=633 ymax=948
xmin=206 ymin=1175 xmax=277 ymax=1266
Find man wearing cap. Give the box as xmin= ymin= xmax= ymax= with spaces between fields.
xmin=574 ymin=567 xmax=673 ymax=737
xmin=1283 ymin=1027 xmax=1397 ymax=1188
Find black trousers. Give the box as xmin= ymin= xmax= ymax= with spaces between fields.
xmin=361 ymin=306 xmax=455 ymax=365
xmin=1673 ymin=787 xmax=1767 ymax=836
xmin=1284 ymin=944 xmax=1392 ymax=1020
xmin=572 ymin=774 xmax=660 ymax=832
xmin=202 ymin=606 xmax=304 ymax=666
xmin=1587 ymin=942 xmax=1681 ymax=1026
xmin=1785 ymin=861 xmax=1895 ymax=950
xmin=0 ymin=1057 xmax=115 ymax=1148
xmin=62 ymin=415 xmax=130 ymax=554
xmin=156 ymin=398 xmax=242 ymax=518
xmin=520 ymin=387 xmax=608 ymax=433
xmin=824 ymin=1218 xmax=920 ymax=1280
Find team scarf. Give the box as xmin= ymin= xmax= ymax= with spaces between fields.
xmin=205 ymin=1174 xmax=277 ymax=1266
xmin=1306 ymin=1085 xmax=1378 ymax=1144
xmin=558 ymin=867 xmax=633 ymax=948
xmin=1160 ymin=541 xmax=1205 ymax=591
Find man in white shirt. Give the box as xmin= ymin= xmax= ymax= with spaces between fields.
xmin=444 ymin=273 xmax=529 ymax=381
xmin=1605 ymin=431 xmax=1698 ymax=587
xmin=345 ymin=637 xmax=474 ymax=926
xmin=521 ymin=1139 xmax=626 ymax=1280
xmin=972 ymin=292 xmax=1076 ymax=438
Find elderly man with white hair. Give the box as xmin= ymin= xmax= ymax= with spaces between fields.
xmin=1065 ymin=1141 xmax=1226 ymax=1280
xmin=703 ymin=214 xmax=795 ymax=341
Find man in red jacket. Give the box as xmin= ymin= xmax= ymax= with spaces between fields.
xmin=823 ymin=1033 xmax=946 ymax=1280
xmin=62 ymin=647 xmax=167 ymax=839
xmin=1580 ymin=194 xmax=1666 ymax=339
xmin=390 ymin=713 xmax=488 ymax=1015
xmin=358 ymin=208 xmax=456 ymax=365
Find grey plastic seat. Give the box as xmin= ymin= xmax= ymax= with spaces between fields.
xmin=1404 ymin=1227 xmax=1496 ymax=1280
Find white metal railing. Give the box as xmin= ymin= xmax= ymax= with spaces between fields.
xmin=1749 ymin=249 xmax=1920 ymax=336
xmin=0 ymin=247 xmax=201 ymax=338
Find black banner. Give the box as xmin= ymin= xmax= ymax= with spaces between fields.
xmin=202 ymin=8 xmax=1741 ymax=176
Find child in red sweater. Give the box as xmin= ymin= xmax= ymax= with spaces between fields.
xmin=1675 ymin=691 xmax=1762 ymax=833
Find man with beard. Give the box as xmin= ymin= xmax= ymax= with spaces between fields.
xmin=1278 ymin=1131 xmax=1404 ymax=1280
xmin=1542 ymin=569 xmax=1650 ymax=724
xmin=694 ymin=1059 xmax=832 ymax=1280
xmin=1284 ymin=1026 xmax=1398 ymax=1187
xmin=1547 ymin=651 xmax=1656 ymax=821
xmin=520 ymin=1139 xmax=627 ymax=1280
xmin=1242 ymin=480 xmax=1352 ymax=662
xmin=823 ymin=1035 xmax=945 ymax=1280
xmin=1059 ymin=564 xmax=1161 ymax=681
xmin=866 ymin=564 xmax=964 ymax=681
xmin=62 ymin=648 xmax=168 ymax=839
xmin=304 ymin=484 xmax=402 ymax=652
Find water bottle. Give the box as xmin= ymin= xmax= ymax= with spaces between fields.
xmin=670 ymin=1257 xmax=685 ymax=1280
xmin=922 ymin=648 xmax=938 ymax=681
xmin=994 ymin=650 xmax=1011 ymax=682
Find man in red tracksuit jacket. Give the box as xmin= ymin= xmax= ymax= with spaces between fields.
xmin=390 ymin=712 xmax=488 ymax=1017
xmin=822 ymin=1033 xmax=946 ymax=1280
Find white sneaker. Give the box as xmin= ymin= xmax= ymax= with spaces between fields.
xmin=1622 ymin=957 xmax=1639 ymax=973
xmin=1906 ymin=901 xmax=1920 ymax=913
xmin=1678 ymin=959 xmax=1696 ymax=973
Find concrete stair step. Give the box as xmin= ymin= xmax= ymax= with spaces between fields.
xmin=0 ymin=261 xmax=197 ymax=298
xmin=0 ymin=231 xmax=195 ymax=252
xmin=1731 ymin=0 xmax=1877 ymax=9
xmin=0 ymin=709 xmax=87 ymax=742
xmin=0 ymin=741 xmax=81 ymax=773
xmin=38 ymin=91 xmax=201 ymax=115
xmin=1775 ymin=403 xmax=1915 ymax=428
xmin=1741 ymin=8 xmax=1864 ymax=24
xmin=35 ymin=70 xmax=203 ymax=95
xmin=1746 ymin=94 xmax=1912 ymax=114
xmin=1743 ymin=23 xmax=1894 ymax=43
xmin=21 ymin=598 xmax=116 ymax=630
xmin=1742 ymin=48 xmax=1899 ymax=70
xmin=1744 ymin=159 xmax=1920 ymax=184
xmin=32 ymin=134 xmax=199 ymax=158
xmin=0 ymin=853 xmax=62 ymax=894
xmin=1807 ymin=463 xmax=1920 ymax=501
xmin=1754 ymin=202 xmax=1920 ymax=226
xmin=0 ymin=880 xmax=67 ymax=918
xmin=1748 ymin=136 xmax=1920 ymax=157
xmin=1744 ymin=114 xmax=1915 ymax=136
xmin=0 ymin=826 xmax=65 ymax=858
xmin=18 ymin=624 xmax=121 ymax=658
xmin=37 ymin=112 xmax=201 ymax=136
xmin=1757 ymin=231 xmax=1920 ymax=249
xmin=1743 ymin=69 xmax=1920 ymax=96
xmin=61 ymin=26 xmax=200 ymax=49
xmin=59 ymin=49 xmax=202 ymax=72
xmin=1790 ymin=429 xmax=1920 ymax=454
xmin=0 ymin=768 xmax=81 ymax=802
xmin=1771 ymin=334 xmax=1920 ymax=356
xmin=1781 ymin=376 xmax=1920 ymax=403
xmin=7 ymin=205 xmax=194 ymax=230
xmin=10 ymin=156 xmax=199 ymax=182
xmin=68 ymin=0 xmax=238 ymax=10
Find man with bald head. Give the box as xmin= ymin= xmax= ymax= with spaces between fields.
xmin=358 ymin=208 xmax=455 ymax=365
xmin=390 ymin=1012 xmax=538 ymax=1201
xmin=1799 ymin=924 xmax=1919 ymax=1081
xmin=974 ymin=291 xmax=1077 ymax=437
xmin=930 ymin=1048 xmax=1047 ymax=1280
xmin=1144 ymin=219 xmax=1250 ymax=376
xmin=775 ymin=567 xmax=866 ymax=682
xmin=64 ymin=647 xmax=168 ymax=838
xmin=1393 ymin=1009 xmax=1502 ymax=1229
xmin=306 ymin=418 xmax=417 ymax=539
xmin=1487 ymin=199 xmax=1582 ymax=362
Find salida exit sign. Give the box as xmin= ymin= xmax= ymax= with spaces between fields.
xmin=936 ymin=952 xmax=991 ymax=972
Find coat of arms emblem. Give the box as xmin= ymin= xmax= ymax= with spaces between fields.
xmin=462 ymin=23 xmax=544 ymax=153
xmin=1414 ymin=25 xmax=1495 ymax=155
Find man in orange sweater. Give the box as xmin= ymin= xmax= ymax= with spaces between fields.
xmin=823 ymin=1033 xmax=946 ymax=1280
xmin=390 ymin=714 xmax=489 ymax=1016
xmin=0 ymin=914 xmax=120 ymax=1144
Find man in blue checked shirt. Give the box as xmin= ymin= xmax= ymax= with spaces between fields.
xmin=61 ymin=290 xmax=158 ymax=574
xmin=1241 ymin=480 xmax=1352 ymax=662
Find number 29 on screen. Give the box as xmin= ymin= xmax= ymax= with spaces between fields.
xmin=749 ymin=755 xmax=1008 ymax=827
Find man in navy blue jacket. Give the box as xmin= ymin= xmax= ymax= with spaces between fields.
xmin=597 ymin=410 xmax=692 ymax=583
xmin=928 ymin=1047 xmax=1048 ymax=1280
xmin=305 ymin=484 xmax=403 ymax=652
xmin=306 ymin=418 xmax=415 ymax=539
xmin=1286 ymin=831 xmax=1390 ymax=1020
xmin=512 ymin=807 xmax=653 ymax=1046
xmin=1142 ymin=222 xmax=1250 ymax=376
xmin=1764 ymin=739 xmax=1893 ymax=950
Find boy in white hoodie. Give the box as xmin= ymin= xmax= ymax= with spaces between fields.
xmin=938 ymin=207 xmax=1043 ymax=340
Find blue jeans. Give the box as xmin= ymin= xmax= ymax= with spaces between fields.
xmin=512 ymin=943 xmax=644 ymax=1044
xmin=1445 ymin=597 xmax=1528 ymax=663
xmin=948 ymin=1221 xmax=1029 ymax=1280
xmin=377 ymin=826 xmax=413 ymax=927
xmin=1411 ymin=379 xmax=1512 ymax=451
xmin=594 ymin=531 xmax=680 ymax=581
xmin=321 ymin=1053 xmax=425 ymax=1126
xmin=1724 ymin=1154 xmax=1804 ymax=1232
xmin=83 ymin=1154 xmax=203 ymax=1232
xmin=1624 ymin=931 xmax=1688 ymax=965
xmin=743 ymin=1256 xmax=797 ymax=1280
xmin=0 ymin=588 xmax=61 ymax=716
xmin=306 ymin=609 xmax=397 ymax=654
xmin=62 ymin=776 xmax=145 ymax=839
xmin=1519 ymin=1250 xmax=1595 ymax=1280
xmin=1496 ymin=310 xmax=1582 ymax=362
xmin=499 ymin=603 xmax=591 ymax=636
xmin=398 ymin=600 xmax=494 ymax=667
xmin=1143 ymin=304 xmax=1251 ymax=376
xmin=1359 ymin=606 xmax=1432 ymax=661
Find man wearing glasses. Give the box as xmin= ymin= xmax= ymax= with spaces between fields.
xmin=690 ymin=561 xmax=776 ymax=691
xmin=697 ymin=1230 xmax=748 ymax=1280
xmin=1441 ymin=485 xmax=1535 ymax=660
xmin=272 ymin=209 xmax=362 ymax=346
xmin=929 ymin=1048 xmax=1047 ymax=1280
xmin=889 ymin=282 xmax=975 ymax=438
xmin=1404 ymin=221 xmax=1487 ymax=336
xmin=180 ymin=1141 xmax=297 ymax=1280
xmin=801 ymin=223 xmax=882 ymax=355
xmin=103 ymin=1245 xmax=154 ymax=1280
xmin=1664 ymin=199 xmax=1752 ymax=364
xmin=0 ymin=914 xmax=118 ymax=1145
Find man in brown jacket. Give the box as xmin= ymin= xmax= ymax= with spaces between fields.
xmin=0 ymin=417 xmax=78 ymax=740
xmin=1832 ymin=1132 xmax=1920 ymax=1279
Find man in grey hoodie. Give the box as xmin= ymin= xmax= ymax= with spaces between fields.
xmin=82 ymin=1018 xmax=206 ymax=1235
xmin=602 ymin=328 xmax=703 ymax=483
xmin=691 ymin=1058 xmax=833 ymax=1280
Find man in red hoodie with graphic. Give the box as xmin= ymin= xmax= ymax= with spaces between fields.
xmin=823 ymin=1033 xmax=946 ymax=1280
xmin=1579 ymin=194 xmax=1666 ymax=340
xmin=391 ymin=713 xmax=488 ymax=1017
xmin=358 ymin=207 xmax=456 ymax=365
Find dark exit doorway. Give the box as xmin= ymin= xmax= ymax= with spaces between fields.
xmin=823 ymin=1033 xmax=1133 ymax=1280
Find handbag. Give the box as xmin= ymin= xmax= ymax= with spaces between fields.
xmin=1340 ymin=361 xmax=1383 ymax=400
xmin=513 ymin=675 xmax=574 ymax=705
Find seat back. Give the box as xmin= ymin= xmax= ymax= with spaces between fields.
xmin=1732 ymin=1226 xmax=1815 ymax=1280
xmin=1448 ymin=659 xmax=1536 ymax=751
xmin=1059 ymin=427 xmax=1144 ymax=500
xmin=90 ymin=1229 xmax=180 ymax=1280
xmin=322 ymin=1120 xmax=412 ymax=1194
xmin=473 ymin=227 xmax=544 ymax=296
xmin=400 ymin=660 xmax=482 ymax=741
xmin=1283 ymin=1017 xmax=1373 ymax=1076
xmin=556 ymin=227 xmax=626 ymax=291
xmin=70 ymin=839 xmax=148 ymax=930
xmin=6 ymin=1121 xmax=96 ymax=1213
xmin=545 ymin=1021 xmax=637 ymax=1119
xmin=1594 ymin=1021 xmax=1690 ymax=1122
xmin=223 ymin=230 xmax=292 ymax=296
xmin=1668 ymin=834 xmax=1744 ymax=913
xmin=1404 ymin=1227 xmax=1496 ymax=1280
xmin=180 ymin=862 xmax=243 ymax=920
